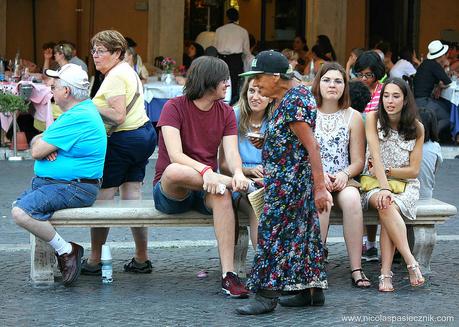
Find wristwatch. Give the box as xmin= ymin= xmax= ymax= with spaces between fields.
xmin=385 ymin=167 xmax=391 ymax=176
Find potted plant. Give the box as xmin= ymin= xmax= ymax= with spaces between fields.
xmin=0 ymin=91 xmax=30 ymax=150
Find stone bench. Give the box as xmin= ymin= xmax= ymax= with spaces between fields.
xmin=30 ymin=198 xmax=456 ymax=285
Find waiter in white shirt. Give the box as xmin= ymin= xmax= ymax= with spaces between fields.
xmin=215 ymin=7 xmax=251 ymax=105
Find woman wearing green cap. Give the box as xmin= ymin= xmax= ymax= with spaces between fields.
xmin=237 ymin=50 xmax=332 ymax=315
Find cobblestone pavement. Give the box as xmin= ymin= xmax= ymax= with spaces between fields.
xmin=0 ymin=242 xmax=457 ymax=326
xmin=0 ymin=160 xmax=458 ymax=326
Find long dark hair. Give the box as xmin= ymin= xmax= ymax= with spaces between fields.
xmin=418 ymin=107 xmax=439 ymax=143
xmin=317 ymin=35 xmax=336 ymax=61
xmin=311 ymin=45 xmax=329 ymax=62
xmin=378 ymin=77 xmax=418 ymax=141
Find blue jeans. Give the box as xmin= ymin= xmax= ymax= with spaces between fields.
xmin=13 ymin=177 xmax=100 ymax=221
xmin=153 ymin=182 xmax=212 ymax=215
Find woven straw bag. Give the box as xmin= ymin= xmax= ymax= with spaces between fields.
xmin=247 ymin=187 xmax=265 ymax=219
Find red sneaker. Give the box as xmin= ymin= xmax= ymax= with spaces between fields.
xmin=222 ymin=272 xmax=249 ymax=298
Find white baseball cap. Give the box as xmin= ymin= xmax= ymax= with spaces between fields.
xmin=45 ymin=63 xmax=90 ymax=90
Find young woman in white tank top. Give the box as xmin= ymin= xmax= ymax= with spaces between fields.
xmin=312 ymin=62 xmax=370 ymax=288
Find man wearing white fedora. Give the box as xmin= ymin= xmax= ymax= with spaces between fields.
xmin=413 ymin=40 xmax=452 ymax=141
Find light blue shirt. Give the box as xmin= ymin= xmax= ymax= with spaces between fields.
xmin=35 ymin=99 xmax=107 ymax=180
xmin=234 ymin=107 xmax=267 ymax=168
xmin=419 ymin=141 xmax=442 ymax=199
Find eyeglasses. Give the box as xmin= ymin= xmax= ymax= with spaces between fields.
xmin=356 ymin=72 xmax=375 ymax=79
xmin=320 ymin=78 xmax=344 ymax=85
xmin=90 ymin=48 xmax=110 ymax=56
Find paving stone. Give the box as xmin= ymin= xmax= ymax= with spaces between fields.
xmin=0 ymin=242 xmax=458 ymax=326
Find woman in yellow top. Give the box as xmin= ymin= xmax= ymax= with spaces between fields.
xmin=81 ymin=30 xmax=157 ymax=275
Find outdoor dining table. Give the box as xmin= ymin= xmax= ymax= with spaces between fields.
xmin=143 ymin=77 xmax=184 ymax=123
xmin=441 ymin=79 xmax=459 ymax=140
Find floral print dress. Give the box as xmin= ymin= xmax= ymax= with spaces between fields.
xmin=361 ymin=120 xmax=420 ymax=220
xmin=246 ymin=84 xmax=328 ymax=292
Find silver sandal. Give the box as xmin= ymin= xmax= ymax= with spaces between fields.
xmin=378 ymin=271 xmax=394 ymax=292
xmin=407 ymin=262 xmax=425 ymax=287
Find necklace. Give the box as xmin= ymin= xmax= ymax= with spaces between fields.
xmin=250 ymin=120 xmax=262 ymax=129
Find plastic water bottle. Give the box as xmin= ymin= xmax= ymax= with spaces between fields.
xmin=101 ymin=244 xmax=113 ymax=284
xmin=308 ymin=60 xmax=315 ymax=81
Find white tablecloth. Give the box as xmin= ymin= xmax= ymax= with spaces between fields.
xmin=143 ymin=78 xmax=184 ymax=103
xmin=441 ymin=80 xmax=459 ymax=106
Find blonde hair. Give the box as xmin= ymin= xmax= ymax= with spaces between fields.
xmin=236 ymin=76 xmax=274 ymax=136
xmin=281 ymin=48 xmax=299 ymax=61
xmin=54 ymin=43 xmax=73 ymax=61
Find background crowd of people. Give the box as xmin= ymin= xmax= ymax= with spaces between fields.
xmin=3 ymin=8 xmax=458 ymax=316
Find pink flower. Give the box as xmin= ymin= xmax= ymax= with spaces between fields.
xmin=161 ymin=57 xmax=176 ymax=73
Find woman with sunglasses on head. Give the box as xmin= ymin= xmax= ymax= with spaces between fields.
xmin=354 ymin=51 xmax=386 ymax=114
xmin=53 ymin=44 xmax=73 ymax=69
xmin=311 ymin=62 xmax=370 ymax=288
xmin=362 ymin=77 xmax=425 ymax=292
xmin=220 ymin=76 xmax=274 ymax=250
xmin=81 ymin=30 xmax=157 ymax=276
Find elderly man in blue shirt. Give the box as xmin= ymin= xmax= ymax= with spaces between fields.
xmin=11 ymin=64 xmax=107 ymax=286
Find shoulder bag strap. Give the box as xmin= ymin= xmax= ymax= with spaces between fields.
xmin=125 ymin=75 xmax=141 ymax=115
xmin=107 ymin=74 xmax=141 ymax=135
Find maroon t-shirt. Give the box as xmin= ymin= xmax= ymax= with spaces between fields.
xmin=153 ymin=95 xmax=237 ymax=185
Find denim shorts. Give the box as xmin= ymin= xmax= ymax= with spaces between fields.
xmin=102 ymin=122 xmax=157 ymax=188
xmin=13 ymin=177 xmax=100 ymax=221
xmin=153 ymin=182 xmax=212 ymax=215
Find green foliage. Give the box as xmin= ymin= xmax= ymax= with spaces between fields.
xmin=0 ymin=92 xmax=30 ymax=113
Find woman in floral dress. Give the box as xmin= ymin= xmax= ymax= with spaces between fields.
xmin=236 ymin=51 xmax=332 ymax=315
xmin=362 ymin=77 xmax=425 ymax=292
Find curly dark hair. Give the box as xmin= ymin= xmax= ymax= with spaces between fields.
xmin=349 ymin=80 xmax=371 ymax=113
xmin=378 ymin=77 xmax=419 ymax=141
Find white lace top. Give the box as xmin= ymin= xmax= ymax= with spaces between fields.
xmin=314 ymin=109 xmax=354 ymax=175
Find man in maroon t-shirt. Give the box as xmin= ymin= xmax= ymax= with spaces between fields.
xmin=153 ymin=56 xmax=250 ymax=298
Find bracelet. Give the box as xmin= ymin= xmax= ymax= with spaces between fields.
xmin=341 ymin=168 xmax=350 ymax=179
xmin=385 ymin=167 xmax=391 ymax=176
xmin=199 ymin=166 xmax=213 ymax=176
xmin=379 ymin=188 xmax=391 ymax=192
